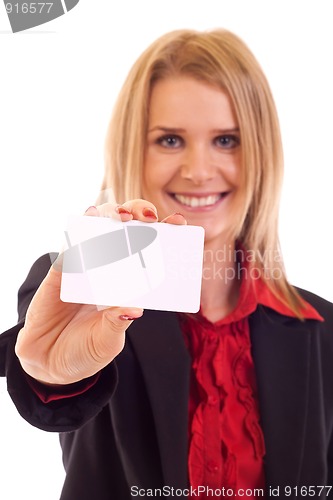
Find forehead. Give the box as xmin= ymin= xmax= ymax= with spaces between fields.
xmin=148 ymin=76 xmax=238 ymax=129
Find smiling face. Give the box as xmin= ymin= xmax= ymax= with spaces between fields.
xmin=143 ymin=76 xmax=242 ymax=245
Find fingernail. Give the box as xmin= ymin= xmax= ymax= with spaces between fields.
xmin=119 ymin=313 xmax=143 ymax=321
xmin=142 ymin=207 xmax=158 ymax=219
xmin=85 ymin=206 xmax=97 ymax=214
xmin=161 ymin=212 xmax=186 ymax=223
xmin=115 ymin=205 xmax=131 ymax=215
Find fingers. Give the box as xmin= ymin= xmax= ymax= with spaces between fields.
xmin=87 ymin=203 xmax=133 ymax=221
xmin=84 ymin=206 xmax=99 ymax=217
xmin=83 ymin=200 xmax=187 ymax=225
xmin=16 ymin=304 xmax=145 ymax=385
xmin=88 ymin=200 xmax=159 ymax=223
xmin=121 ymin=199 xmax=158 ymax=222
xmin=161 ymin=213 xmax=187 ymax=225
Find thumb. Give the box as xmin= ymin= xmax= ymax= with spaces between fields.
xmin=83 ymin=308 xmax=145 ymax=371
xmin=102 ymin=307 xmax=144 ymax=330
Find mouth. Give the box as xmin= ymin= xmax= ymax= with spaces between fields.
xmin=169 ymin=192 xmax=229 ymax=210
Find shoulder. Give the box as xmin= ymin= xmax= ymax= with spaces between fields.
xmin=20 ymin=252 xmax=58 ymax=287
xmin=295 ymin=286 xmax=333 ymax=325
xmin=17 ymin=252 xmax=58 ymax=322
xmin=250 ymin=285 xmax=333 ymax=337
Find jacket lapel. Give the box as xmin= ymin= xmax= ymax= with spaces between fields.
xmin=250 ymin=306 xmax=312 ymax=488
xmin=128 ymin=310 xmax=191 ymax=488
xmin=129 ymin=306 xmax=315 ymax=490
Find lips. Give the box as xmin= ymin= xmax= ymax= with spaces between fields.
xmin=170 ymin=192 xmax=228 ymax=208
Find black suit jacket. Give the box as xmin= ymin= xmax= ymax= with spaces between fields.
xmin=1 ymin=254 xmax=333 ymax=499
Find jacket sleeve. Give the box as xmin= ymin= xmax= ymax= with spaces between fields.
xmin=0 ymin=253 xmax=118 ymax=433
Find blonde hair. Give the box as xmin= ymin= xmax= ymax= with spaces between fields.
xmin=102 ymin=28 xmax=305 ymax=317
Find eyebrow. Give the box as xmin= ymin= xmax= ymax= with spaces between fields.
xmin=148 ymin=126 xmax=186 ymax=133
xmin=147 ymin=126 xmax=240 ymax=134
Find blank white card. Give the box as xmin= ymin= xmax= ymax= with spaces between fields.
xmin=60 ymin=216 xmax=205 ymax=313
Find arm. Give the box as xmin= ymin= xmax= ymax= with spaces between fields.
xmin=1 ymin=201 xmax=186 ymax=432
xmin=0 ymin=253 xmax=118 ymax=432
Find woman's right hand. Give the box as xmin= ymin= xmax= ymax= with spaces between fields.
xmin=15 ymin=200 xmax=186 ymax=386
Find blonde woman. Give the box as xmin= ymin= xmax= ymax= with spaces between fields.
xmin=1 ymin=29 xmax=333 ymax=500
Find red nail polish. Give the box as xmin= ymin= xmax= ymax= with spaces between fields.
xmin=115 ymin=206 xmax=131 ymax=215
xmin=142 ymin=207 xmax=158 ymax=219
xmin=119 ymin=314 xmax=142 ymax=321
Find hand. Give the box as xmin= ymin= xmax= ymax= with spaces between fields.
xmin=15 ymin=200 xmax=187 ymax=385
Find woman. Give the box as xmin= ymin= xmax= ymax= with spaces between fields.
xmin=1 ymin=29 xmax=333 ymax=499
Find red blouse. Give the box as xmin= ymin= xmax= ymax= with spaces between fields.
xmin=179 ymin=270 xmax=322 ymax=498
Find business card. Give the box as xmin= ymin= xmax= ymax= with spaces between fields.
xmin=60 ymin=216 xmax=205 ymax=313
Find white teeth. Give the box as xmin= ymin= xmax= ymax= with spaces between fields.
xmin=174 ymin=194 xmax=222 ymax=207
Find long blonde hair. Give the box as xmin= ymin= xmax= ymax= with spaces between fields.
xmin=102 ymin=28 xmax=305 ymax=317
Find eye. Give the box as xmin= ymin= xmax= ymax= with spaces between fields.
xmin=156 ymin=135 xmax=183 ymax=148
xmin=215 ymin=134 xmax=240 ymax=149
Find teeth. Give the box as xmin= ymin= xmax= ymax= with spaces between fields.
xmin=174 ymin=194 xmax=222 ymax=207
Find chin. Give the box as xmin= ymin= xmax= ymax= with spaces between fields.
xmin=198 ymin=224 xmax=229 ymax=244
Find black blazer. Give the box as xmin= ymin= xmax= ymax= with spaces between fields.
xmin=1 ymin=254 xmax=333 ymax=499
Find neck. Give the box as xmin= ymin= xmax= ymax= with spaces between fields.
xmin=200 ymin=237 xmax=240 ymax=323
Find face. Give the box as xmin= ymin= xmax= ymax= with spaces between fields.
xmin=143 ymin=76 xmax=242 ymax=245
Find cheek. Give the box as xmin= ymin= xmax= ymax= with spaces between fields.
xmin=142 ymin=162 xmax=165 ymax=202
xmin=143 ymin=153 xmax=176 ymax=190
xmin=142 ymin=167 xmax=160 ymax=194
xmin=142 ymin=155 xmax=155 ymax=191
xmin=223 ymin=154 xmax=241 ymax=188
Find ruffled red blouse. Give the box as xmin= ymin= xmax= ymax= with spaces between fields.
xmin=179 ymin=265 xmax=322 ymax=498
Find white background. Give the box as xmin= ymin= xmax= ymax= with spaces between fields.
xmin=0 ymin=1 xmax=332 ymax=498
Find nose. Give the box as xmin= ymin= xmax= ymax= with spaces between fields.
xmin=180 ymin=144 xmax=215 ymax=184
